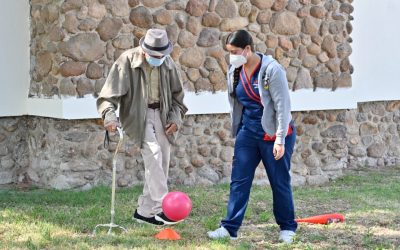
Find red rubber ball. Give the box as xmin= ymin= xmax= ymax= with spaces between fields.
xmin=162 ymin=191 xmax=192 ymax=221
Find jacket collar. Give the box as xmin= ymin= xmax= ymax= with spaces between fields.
xmin=260 ymin=54 xmax=274 ymax=67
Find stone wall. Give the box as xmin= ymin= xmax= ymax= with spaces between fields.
xmin=4 ymin=0 xmax=396 ymax=189
xmin=1 ymin=101 xmax=399 ymax=189
xmin=30 ymin=0 xmax=353 ymax=97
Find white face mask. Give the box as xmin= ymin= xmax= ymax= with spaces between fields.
xmin=229 ymin=49 xmax=247 ymax=68
xmin=145 ymin=54 xmax=166 ymax=67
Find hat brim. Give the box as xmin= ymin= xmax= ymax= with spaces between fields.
xmin=139 ymin=37 xmax=173 ymax=56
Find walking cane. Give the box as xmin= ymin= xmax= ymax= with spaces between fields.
xmin=93 ymin=127 xmax=127 ymax=235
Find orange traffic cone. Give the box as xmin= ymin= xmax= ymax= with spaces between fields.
xmin=295 ymin=213 xmax=345 ymax=224
xmin=155 ymin=228 xmax=181 ymax=240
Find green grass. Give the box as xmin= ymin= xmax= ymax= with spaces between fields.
xmin=0 ymin=166 xmax=399 ymax=249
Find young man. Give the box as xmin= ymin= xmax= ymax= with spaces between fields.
xmin=97 ymin=29 xmax=187 ymax=225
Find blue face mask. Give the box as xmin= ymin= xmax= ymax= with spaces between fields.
xmin=145 ymin=54 xmax=166 ymax=67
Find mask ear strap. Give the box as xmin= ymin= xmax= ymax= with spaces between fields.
xmin=242 ymin=45 xmax=250 ymax=57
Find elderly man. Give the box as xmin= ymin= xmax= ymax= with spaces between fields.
xmin=97 ymin=29 xmax=188 ymax=225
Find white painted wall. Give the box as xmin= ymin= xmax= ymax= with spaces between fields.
xmin=0 ymin=1 xmax=30 ymax=117
xmin=1 ymin=0 xmax=399 ymax=119
xmin=351 ymin=0 xmax=400 ymax=103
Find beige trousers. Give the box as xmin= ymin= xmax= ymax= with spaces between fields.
xmin=137 ymin=108 xmax=171 ymax=217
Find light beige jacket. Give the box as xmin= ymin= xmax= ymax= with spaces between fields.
xmin=97 ymin=47 xmax=187 ymax=145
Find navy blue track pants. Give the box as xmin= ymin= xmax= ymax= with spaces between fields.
xmin=221 ymin=126 xmax=297 ymax=237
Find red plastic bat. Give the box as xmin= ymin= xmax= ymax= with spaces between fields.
xmin=295 ymin=213 xmax=345 ymax=224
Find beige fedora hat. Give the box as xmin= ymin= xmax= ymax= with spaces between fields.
xmin=139 ymin=29 xmax=173 ymax=56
